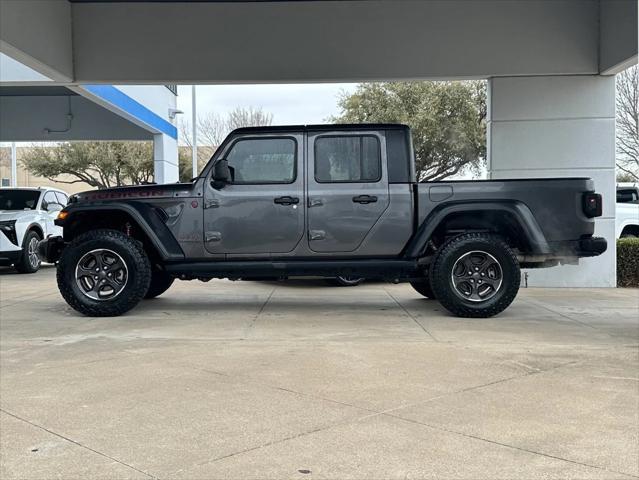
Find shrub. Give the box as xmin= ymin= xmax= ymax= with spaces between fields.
xmin=617 ymin=238 xmax=639 ymax=287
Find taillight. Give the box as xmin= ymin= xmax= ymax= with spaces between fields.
xmin=582 ymin=192 xmax=602 ymax=218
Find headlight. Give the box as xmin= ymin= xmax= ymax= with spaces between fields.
xmin=0 ymin=220 xmax=18 ymax=245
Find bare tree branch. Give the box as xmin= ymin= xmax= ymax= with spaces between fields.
xmin=616 ymin=65 xmax=639 ymax=180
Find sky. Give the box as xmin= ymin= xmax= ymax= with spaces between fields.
xmin=176 ymin=83 xmax=358 ymax=130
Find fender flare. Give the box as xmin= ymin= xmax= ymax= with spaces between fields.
xmin=403 ymin=201 xmax=551 ymax=258
xmin=58 ymin=201 xmax=184 ymax=261
xmin=13 ymin=221 xmax=44 ymax=248
xmin=24 ymin=222 xmax=44 ymax=238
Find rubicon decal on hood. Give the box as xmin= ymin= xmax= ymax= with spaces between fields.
xmin=80 ymin=189 xmax=169 ymax=201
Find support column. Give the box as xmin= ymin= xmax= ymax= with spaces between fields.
xmin=487 ymin=76 xmax=616 ymax=287
xmin=153 ymin=133 xmax=179 ymax=184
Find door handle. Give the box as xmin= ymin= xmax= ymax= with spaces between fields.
xmin=205 ymin=231 xmax=222 ymax=242
xmin=308 ymin=198 xmax=323 ymax=207
xmin=309 ymin=230 xmax=326 ymax=241
xmin=352 ymin=195 xmax=378 ymax=204
xmin=274 ymin=196 xmax=300 ymax=206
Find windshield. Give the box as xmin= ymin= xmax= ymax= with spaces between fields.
xmin=0 ymin=190 xmax=41 ymax=210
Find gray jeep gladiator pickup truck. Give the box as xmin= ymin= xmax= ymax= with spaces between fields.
xmin=39 ymin=124 xmax=606 ymax=318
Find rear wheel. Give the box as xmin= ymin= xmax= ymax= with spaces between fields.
xmin=430 ymin=233 xmax=520 ymax=318
xmin=15 ymin=230 xmax=41 ymax=274
xmin=57 ymin=229 xmax=151 ymax=316
xmin=144 ymin=271 xmax=174 ymax=299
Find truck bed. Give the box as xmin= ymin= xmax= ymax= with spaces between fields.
xmin=416 ymin=177 xmax=596 ymax=245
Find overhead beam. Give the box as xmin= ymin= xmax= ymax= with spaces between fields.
xmin=599 ymin=0 xmax=638 ymax=75
xmin=71 ymin=0 xmax=600 ymax=83
xmin=0 ymin=0 xmax=73 ymax=82
xmin=0 ymin=94 xmax=153 ymax=142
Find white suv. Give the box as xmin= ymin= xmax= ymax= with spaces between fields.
xmin=616 ymin=183 xmax=639 ymax=238
xmin=0 ymin=187 xmax=69 ymax=273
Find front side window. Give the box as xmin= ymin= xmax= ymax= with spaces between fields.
xmin=55 ymin=192 xmax=69 ymax=206
xmin=0 ymin=189 xmax=40 ymax=210
xmin=315 ymin=135 xmax=381 ymax=183
xmin=225 ymin=137 xmax=296 ymax=184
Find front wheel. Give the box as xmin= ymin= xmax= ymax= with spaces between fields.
xmin=57 ymin=229 xmax=151 ymax=317
xmin=15 ymin=230 xmax=42 ymax=273
xmin=430 ymin=233 xmax=520 ymax=318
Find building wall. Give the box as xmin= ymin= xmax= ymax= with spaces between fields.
xmin=114 ymin=85 xmax=177 ymax=125
xmin=488 ymin=75 xmax=616 ymax=287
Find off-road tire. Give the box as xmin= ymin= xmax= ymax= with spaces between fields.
xmin=410 ymin=276 xmax=436 ymax=299
xmin=144 ymin=271 xmax=174 ymax=299
xmin=330 ymin=276 xmax=365 ymax=287
xmin=57 ymin=229 xmax=151 ymax=316
xmin=15 ymin=230 xmax=42 ymax=274
xmin=430 ymin=233 xmax=520 ymax=318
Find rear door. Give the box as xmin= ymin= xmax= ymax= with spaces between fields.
xmin=306 ymin=131 xmax=389 ymax=253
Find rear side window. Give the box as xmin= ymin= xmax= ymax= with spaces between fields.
xmin=226 ymin=137 xmax=296 ymax=184
xmin=314 ymin=135 xmax=381 ymax=183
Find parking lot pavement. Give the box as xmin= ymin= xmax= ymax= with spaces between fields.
xmin=0 ymin=266 xmax=637 ymax=480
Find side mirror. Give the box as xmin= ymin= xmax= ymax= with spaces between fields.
xmin=212 ymin=159 xmax=231 ymax=188
xmin=47 ymin=203 xmax=63 ymax=213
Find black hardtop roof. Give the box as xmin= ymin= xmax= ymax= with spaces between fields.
xmin=231 ymin=123 xmax=410 ymax=135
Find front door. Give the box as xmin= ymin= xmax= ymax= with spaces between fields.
xmin=307 ymin=131 xmax=389 ymax=253
xmin=203 ymin=134 xmax=304 ymax=255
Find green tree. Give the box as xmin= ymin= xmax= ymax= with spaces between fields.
xmin=21 ymin=141 xmax=154 ymax=189
xmin=332 ymin=81 xmax=487 ymax=181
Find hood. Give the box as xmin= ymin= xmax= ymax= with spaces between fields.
xmin=74 ymin=183 xmax=196 ymax=203
xmin=0 ymin=210 xmax=34 ymax=221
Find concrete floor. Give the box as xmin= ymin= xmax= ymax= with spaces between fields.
xmin=0 ymin=266 xmax=637 ymax=480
